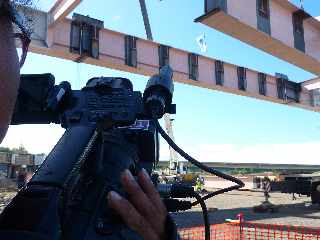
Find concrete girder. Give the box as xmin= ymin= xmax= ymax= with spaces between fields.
xmin=22 ymin=7 xmax=319 ymax=113
xmin=196 ymin=0 xmax=320 ymax=76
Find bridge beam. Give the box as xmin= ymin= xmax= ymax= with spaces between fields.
xmin=22 ymin=6 xmax=319 ymax=112
xmin=196 ymin=0 xmax=320 ymax=76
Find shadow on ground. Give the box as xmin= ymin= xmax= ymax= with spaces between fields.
xmin=172 ymin=201 xmax=320 ymax=228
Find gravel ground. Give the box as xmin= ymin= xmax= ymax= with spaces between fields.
xmin=172 ymin=190 xmax=320 ymax=228
xmin=0 ymin=191 xmax=17 ymax=212
xmin=1 ymin=190 xmax=319 ymax=230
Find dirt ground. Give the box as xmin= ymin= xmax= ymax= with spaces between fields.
xmin=0 ymin=190 xmax=16 ymax=213
xmin=1 ymin=190 xmax=319 ymax=229
xmin=172 ymin=190 xmax=320 ymax=228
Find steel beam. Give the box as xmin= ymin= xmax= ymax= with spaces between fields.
xmin=23 ymin=7 xmax=318 ymax=112
xmin=139 ymin=0 xmax=153 ymax=41
xmin=195 ymin=0 xmax=320 ymax=76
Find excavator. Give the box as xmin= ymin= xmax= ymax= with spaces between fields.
xmin=164 ymin=116 xmax=205 ymax=188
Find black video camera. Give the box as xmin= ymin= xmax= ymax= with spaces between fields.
xmin=0 ymin=66 xmax=175 ymax=240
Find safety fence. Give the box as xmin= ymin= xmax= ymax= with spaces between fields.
xmin=178 ymin=218 xmax=320 ymax=240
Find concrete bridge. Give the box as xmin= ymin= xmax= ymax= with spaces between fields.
xmin=157 ymin=161 xmax=320 ymax=171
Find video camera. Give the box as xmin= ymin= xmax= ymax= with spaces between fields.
xmin=0 ymin=66 xmax=175 ymax=240
xmin=0 ymin=65 xmax=244 ymax=240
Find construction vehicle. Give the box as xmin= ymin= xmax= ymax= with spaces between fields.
xmin=281 ymin=173 xmax=320 ymax=204
xmin=164 ymin=114 xmax=186 ymax=174
xmin=162 ymin=114 xmax=205 ymax=187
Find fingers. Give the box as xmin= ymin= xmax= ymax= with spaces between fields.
xmin=138 ymin=169 xmax=167 ymax=215
xmin=108 ymin=169 xmax=169 ymax=240
xmin=121 ymin=170 xmax=158 ymax=221
xmin=108 ymin=191 xmax=158 ymax=240
xmin=137 ymin=169 xmax=167 ymax=239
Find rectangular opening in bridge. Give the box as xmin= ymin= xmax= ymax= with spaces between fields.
xmin=81 ymin=24 xmax=93 ymax=56
xmin=70 ymin=14 xmax=103 ymax=59
xmin=125 ymin=35 xmax=137 ymax=67
xmin=204 ymin=0 xmax=227 ymax=13
xmin=158 ymin=45 xmax=170 ymax=69
xmin=237 ymin=67 xmax=247 ymax=91
xmin=276 ymin=74 xmax=301 ymax=103
xmin=258 ymin=72 xmax=267 ymax=96
xmin=215 ymin=60 xmax=224 ymax=86
xmin=257 ymin=0 xmax=271 ymax=35
xmin=188 ymin=53 xmax=198 ymax=81
xmin=277 ymin=78 xmax=285 ymax=100
xmin=292 ymin=10 xmax=306 ymax=52
xmin=91 ymin=27 xmax=100 ymax=59
xmin=70 ymin=21 xmax=81 ymax=53
xmin=286 ymin=81 xmax=301 ymax=103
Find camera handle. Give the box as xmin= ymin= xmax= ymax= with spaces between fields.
xmin=0 ymin=125 xmax=144 ymax=240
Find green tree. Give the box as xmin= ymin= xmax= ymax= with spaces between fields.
xmin=0 ymin=144 xmax=29 ymax=154
xmin=0 ymin=147 xmax=11 ymax=153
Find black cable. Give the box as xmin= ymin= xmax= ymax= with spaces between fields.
xmin=155 ymin=127 xmax=160 ymax=166
xmin=162 ymin=199 xmax=192 ymax=212
xmin=192 ymin=186 xmax=239 ymax=206
xmin=153 ymin=118 xmax=245 ymax=202
xmin=192 ymin=192 xmax=210 ymax=240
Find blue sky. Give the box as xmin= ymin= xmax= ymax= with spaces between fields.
xmin=2 ymin=0 xmax=320 ymax=164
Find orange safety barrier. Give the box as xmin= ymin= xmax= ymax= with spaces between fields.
xmin=178 ymin=216 xmax=320 ymax=240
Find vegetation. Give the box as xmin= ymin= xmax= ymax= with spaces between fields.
xmin=0 ymin=144 xmax=29 ymax=154
xmin=229 ymin=168 xmax=277 ymax=175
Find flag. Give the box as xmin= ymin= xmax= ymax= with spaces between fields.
xmin=196 ymin=34 xmax=207 ymax=53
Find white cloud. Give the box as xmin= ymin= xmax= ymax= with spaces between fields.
xmin=159 ymin=142 xmax=320 ymax=165
xmin=112 ymin=15 xmax=121 ymax=22
xmin=159 ymin=143 xmax=171 ymax=160
xmin=1 ymin=124 xmax=64 ymax=154
xmin=2 ymin=125 xmax=320 ymax=166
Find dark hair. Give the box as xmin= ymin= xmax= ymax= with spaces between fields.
xmin=12 ymin=0 xmax=35 ymax=34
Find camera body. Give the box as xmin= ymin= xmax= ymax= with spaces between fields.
xmin=13 ymin=74 xmax=144 ymax=127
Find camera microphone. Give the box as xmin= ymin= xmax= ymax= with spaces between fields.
xmin=143 ymin=65 xmax=175 ymax=118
